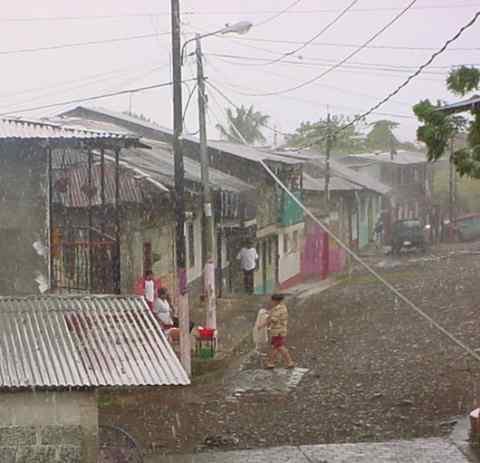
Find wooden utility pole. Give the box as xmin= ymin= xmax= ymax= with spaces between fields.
xmin=171 ymin=0 xmax=191 ymax=375
xmin=196 ymin=35 xmax=217 ymax=330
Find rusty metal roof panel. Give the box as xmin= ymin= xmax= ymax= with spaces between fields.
xmin=0 ymin=295 xmax=190 ymax=389
xmin=0 ymin=118 xmax=138 ymax=141
xmin=53 ymin=162 xmax=145 ymax=208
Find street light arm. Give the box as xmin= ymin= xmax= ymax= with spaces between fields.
xmin=181 ymin=29 xmax=224 ymax=64
xmin=180 ymin=21 xmax=252 ymax=64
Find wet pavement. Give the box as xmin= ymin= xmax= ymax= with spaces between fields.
xmin=226 ymin=367 xmax=310 ymax=398
xmin=146 ymin=438 xmax=471 ymax=462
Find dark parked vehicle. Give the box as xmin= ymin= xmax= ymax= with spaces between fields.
xmin=391 ymin=219 xmax=427 ymax=254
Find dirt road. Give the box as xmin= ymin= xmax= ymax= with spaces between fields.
xmin=100 ymin=242 xmax=480 ymax=456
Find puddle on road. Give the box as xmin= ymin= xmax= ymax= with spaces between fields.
xmin=225 ymin=367 xmax=309 ymax=398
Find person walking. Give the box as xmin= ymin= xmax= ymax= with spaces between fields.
xmin=262 ymin=294 xmax=294 ymax=369
xmin=252 ymin=305 xmax=269 ymax=354
xmin=236 ymin=240 xmax=258 ymax=294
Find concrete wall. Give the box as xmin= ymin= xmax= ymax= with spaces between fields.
xmin=0 ymin=390 xmax=98 ymax=463
xmin=0 ymin=143 xmax=48 ymax=295
xmin=278 ymin=222 xmax=304 ymax=287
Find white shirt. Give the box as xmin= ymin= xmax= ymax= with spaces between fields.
xmin=144 ymin=280 xmax=155 ymax=303
xmin=237 ymin=247 xmax=258 ymax=271
xmin=154 ymin=298 xmax=174 ymax=326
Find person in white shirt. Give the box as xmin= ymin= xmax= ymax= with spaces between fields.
xmin=144 ymin=270 xmax=156 ymax=310
xmin=236 ymin=240 xmax=258 ymax=294
xmin=154 ymin=287 xmax=174 ymax=328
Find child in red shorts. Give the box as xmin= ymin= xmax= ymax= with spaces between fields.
xmin=262 ymin=294 xmax=294 ymax=369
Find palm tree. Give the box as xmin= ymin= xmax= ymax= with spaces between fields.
xmin=216 ymin=105 xmax=270 ymax=144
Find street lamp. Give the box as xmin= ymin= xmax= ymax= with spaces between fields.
xmin=182 ymin=21 xmax=252 ymax=331
xmin=181 ymin=21 xmax=253 ymax=62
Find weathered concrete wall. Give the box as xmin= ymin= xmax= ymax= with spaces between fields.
xmin=0 ymin=143 xmax=48 ymax=295
xmin=0 ymin=390 xmax=98 ymax=463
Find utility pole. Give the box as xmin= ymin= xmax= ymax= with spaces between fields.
xmin=171 ymin=0 xmax=191 ymax=375
xmin=323 ymin=112 xmax=332 ymax=279
xmin=196 ymin=35 xmax=217 ymax=330
xmin=449 ymin=137 xmax=455 ymax=223
xmin=324 ymin=113 xmax=332 ymax=216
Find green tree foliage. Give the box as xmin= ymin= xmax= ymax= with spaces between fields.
xmin=216 ymin=105 xmax=270 ymax=144
xmin=366 ymin=119 xmax=399 ymax=151
xmin=447 ymin=66 xmax=480 ymax=96
xmin=414 ymin=66 xmax=480 ymax=178
xmin=287 ymin=114 xmax=366 ymax=155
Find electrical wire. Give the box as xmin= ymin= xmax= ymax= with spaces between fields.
xmin=204 ymin=90 xmax=480 ymax=365
xmin=0 ymin=63 xmax=170 ymax=112
xmin=254 ymin=0 xmax=304 ymax=27
xmin=234 ymin=36 xmax=480 ymax=52
xmin=205 ymin=53 xmax=448 ymax=77
xmin=223 ymin=0 xmax=419 ymax=97
xmin=307 ymin=8 xmax=480 ymax=148
xmin=0 ymin=32 xmax=170 ymax=56
xmin=0 ymin=78 xmax=196 ymax=117
xmin=261 ymin=0 xmax=360 ymax=66
xmin=2 ymin=3 xmax=478 ymax=21
xmin=204 ymin=54 xmax=415 ymax=112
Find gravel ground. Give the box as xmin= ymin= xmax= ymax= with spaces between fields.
xmin=100 ymin=241 xmax=480 ymax=457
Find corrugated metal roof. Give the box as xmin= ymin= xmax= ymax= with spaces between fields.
xmin=436 ymin=95 xmax=480 ymax=114
xmin=61 ymin=108 xmax=301 ymax=166
xmin=0 ymin=117 xmax=138 ymax=141
xmin=0 ymin=295 xmax=190 ymax=389
xmin=340 ymin=150 xmax=427 ymax=166
xmin=273 ymin=149 xmax=390 ymax=195
xmin=207 ymin=140 xmax=303 ymax=165
xmin=53 ymin=162 xmax=145 ymax=208
xmin=303 ymin=173 xmax=362 ymax=192
xmin=117 ymin=139 xmax=254 ymax=193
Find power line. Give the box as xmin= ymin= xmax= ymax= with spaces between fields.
xmin=315 ymin=8 xmax=480 ymax=147
xmin=225 ymin=0 xmax=419 ymax=97
xmin=0 ymin=63 xmax=170 ymax=112
xmin=260 ymin=0 xmax=359 ymax=66
xmin=0 ymin=32 xmax=170 ymax=56
xmin=2 ymin=3 xmax=478 ymax=21
xmin=203 ymin=54 xmax=416 ymax=111
xmin=205 ymin=53 xmax=449 ymax=76
xmin=204 ymin=86 xmax=480 ymax=365
xmin=0 ymin=78 xmax=196 ymax=117
xmin=254 ymin=0 xmax=304 ymax=27
xmin=234 ymin=36 xmax=480 ymax=52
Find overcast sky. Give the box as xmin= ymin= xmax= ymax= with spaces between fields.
xmin=1 ymin=0 xmax=479 ymax=144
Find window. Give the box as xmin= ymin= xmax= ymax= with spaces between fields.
xmin=292 ymin=231 xmax=299 ymax=253
xmin=283 ymin=233 xmax=290 ymax=254
xmin=187 ymin=222 xmax=195 ymax=268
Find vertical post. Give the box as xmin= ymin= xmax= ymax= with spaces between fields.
xmin=323 ymin=113 xmax=332 ymax=276
xmin=171 ymin=0 xmax=191 ymax=375
xmin=449 ymin=137 xmax=454 ymax=223
xmin=87 ymin=149 xmax=93 ymax=292
xmin=114 ymin=148 xmax=121 ymax=294
xmin=196 ymin=35 xmax=217 ymax=330
xmin=47 ymin=146 xmax=54 ymax=290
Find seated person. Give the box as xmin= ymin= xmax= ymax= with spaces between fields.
xmin=154 ymin=287 xmax=174 ymax=329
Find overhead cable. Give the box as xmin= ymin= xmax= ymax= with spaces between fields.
xmin=224 ymin=0 xmax=419 ymax=96
xmin=254 ymin=0 xmax=304 ymax=27
xmin=0 ymin=32 xmax=170 ymax=56
xmin=0 ymin=78 xmax=196 ymax=117
xmin=2 ymin=3 xmax=478 ymax=21
xmin=260 ymin=0 xmax=360 ymax=66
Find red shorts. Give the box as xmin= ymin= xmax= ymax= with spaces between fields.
xmin=271 ymin=336 xmax=286 ymax=348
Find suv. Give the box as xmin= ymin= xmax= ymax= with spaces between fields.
xmin=391 ymin=219 xmax=427 ymax=255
